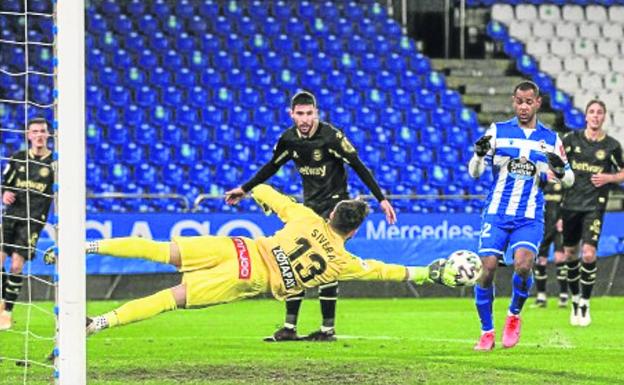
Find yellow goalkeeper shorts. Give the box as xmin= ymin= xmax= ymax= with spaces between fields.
xmin=172 ymin=235 xmax=270 ymax=308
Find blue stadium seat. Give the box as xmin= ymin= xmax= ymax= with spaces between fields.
xmin=273 ymin=34 xmax=295 ymax=54
xmin=162 ymin=124 xmax=182 ymax=146
xmin=201 ymin=67 xmax=222 ymax=88
xmin=215 ymin=123 xmax=238 ymax=143
xmin=438 ymin=145 xmax=460 ymax=164
xmin=96 ymin=104 xmax=117 ymax=127
xmin=323 ymin=35 xmax=342 ymax=57
xmin=151 ymin=105 xmax=171 ymax=127
xmin=333 ymin=17 xmax=354 ymax=37
xmin=176 ymin=183 xmax=200 ymax=205
xmin=213 ymin=50 xmax=235 ymax=72
xmin=361 ymin=53 xmax=381 ymax=73
xmin=371 ymin=35 xmax=391 ymax=56
xmin=376 ymin=70 xmax=398 ymax=90
xmin=138 ymin=49 xmax=158 ymax=69
xmin=238 ymin=51 xmax=259 ymax=72
xmin=366 ymin=88 xmax=386 ymax=110
xmin=303 ymin=69 xmax=323 ymax=91
xmin=390 ymin=88 xmax=412 ymax=110
xmin=113 ymin=14 xmax=133 ymax=35
xmin=217 ymin=163 xmax=242 ymax=186
xmin=237 ymin=16 xmax=257 ymax=37
xmin=87 ymin=48 xmax=106 ymax=68
xmin=225 ymin=33 xmax=245 ymax=53
xmin=533 ymin=72 xmax=555 ymax=96
xmin=231 ymin=143 xmax=253 ymax=165
xmin=397 ymin=125 xmax=417 ymax=145
xmin=265 ymin=88 xmax=287 ymax=109
xmin=95 ymin=142 xmax=116 ymax=165
xmin=388 ymin=145 xmax=408 ymax=165
xmin=330 ymin=106 xmax=352 ymax=127
xmin=189 ymin=86 xmax=209 ymax=108
xmin=149 ymin=142 xmax=172 ymax=166
xmin=486 ymin=20 xmax=508 ymax=42
xmin=86 ymin=85 xmax=104 ymax=106
xmin=200 ymin=33 xmax=221 ymax=54
xmin=198 ymin=0 xmax=219 ymax=19
xmin=86 ymin=123 xmax=102 ymax=145
xmin=503 ymin=37 xmax=523 ymax=59
xmin=243 ymin=124 xmax=262 ymax=144
xmin=163 ymin=163 xmax=185 ymax=187
xmin=254 ymin=105 xmax=275 ymax=128
xmin=319 ymin=1 xmax=339 ymax=20
xmin=426 ymin=71 xmax=446 ymax=92
xmin=428 ymin=164 xmax=451 ymax=187
xmin=316 ymin=88 xmax=336 ymax=110
xmin=447 ymin=125 xmax=470 ymax=147
xmin=109 ymin=85 xmax=130 ymax=108
xmin=346 ymin=126 xmax=367 ymax=148
xmin=135 ymin=123 xmax=158 ymax=145
xmin=108 ymin=163 xmax=131 ymax=187
xmin=189 ymin=123 xmax=210 ymax=143
xmin=225 ymin=68 xmax=246 ymax=88
xmin=341 ymin=88 xmax=362 ymax=111
xmin=89 ymin=13 xmax=108 ymax=34
xmin=204 ymin=142 xmax=225 ymax=166
xmin=412 ymin=144 xmax=435 ymax=165
xmin=300 ymin=34 xmax=320 ymax=55
xmin=371 ymin=126 xmax=392 ymax=144
xmin=86 ymin=162 xmax=103 ymax=189
xmin=121 ymin=142 xmax=144 ymax=166
xmin=188 ymin=15 xmax=208 ymax=35
xmin=297 ymin=1 xmax=315 ymax=19
xmin=125 ymin=32 xmax=145 ymax=53
xmin=98 ymin=66 xmax=118 ymax=87
xmin=378 ymin=164 xmax=399 ymax=188
xmin=249 ymin=34 xmax=270 ymax=54
xmin=107 ymin=123 xmax=128 ymax=145
xmin=212 ymin=16 xmax=232 ymax=37
xmin=516 ymin=54 xmax=538 ymax=76
xmin=550 ymin=90 xmax=572 ymax=112
xmin=229 ymin=105 xmax=251 ymax=128
xmin=189 ymin=163 xmax=212 ymax=188
xmin=440 ymin=89 xmax=462 ymax=111
xmin=177 ymin=105 xmax=198 ymax=126
xmin=176 ymin=0 xmax=194 ymax=20
xmin=123 ymin=104 xmax=143 ymax=127
xmin=415 ymin=89 xmax=437 ymax=110
xmin=214 ymin=87 xmax=235 ymax=108
xmin=174 ymin=68 xmax=196 ymax=88
xmin=361 ymin=145 xmax=382 ymax=165
xmin=349 ymin=35 xmax=368 ymax=56
xmin=276 ymin=68 xmax=298 ymax=89
xmin=402 ymin=164 xmax=424 ymax=187
xmin=456 ymin=107 xmax=479 ymax=130
xmin=352 ymin=70 xmax=373 ymax=91
xmin=380 ymin=107 xmax=402 ymax=128
xmin=203 ymin=105 xmax=224 ymax=127
xmin=409 ymin=53 xmax=432 ymax=75
xmin=431 ymin=107 xmax=454 ymax=127
xmin=564 ymin=108 xmax=585 ymax=130
xmin=421 ymin=125 xmax=444 ymax=147
xmin=355 ymin=106 xmax=378 ymax=128
xmin=385 ymin=53 xmax=407 ymax=74
xmin=285 ymin=17 xmax=306 ymax=37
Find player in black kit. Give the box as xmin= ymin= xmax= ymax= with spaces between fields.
xmin=532 ymin=181 xmax=568 ymax=308
xmin=1 ymin=118 xmax=55 ymax=330
xmin=225 ymin=91 xmax=396 ymax=341
xmin=561 ymin=100 xmax=624 ymax=327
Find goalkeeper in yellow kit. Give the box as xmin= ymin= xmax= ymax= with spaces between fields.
xmin=85 ymin=184 xmax=458 ymax=335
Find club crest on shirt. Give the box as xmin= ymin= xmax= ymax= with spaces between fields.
xmin=312 ymin=149 xmax=322 ymax=161
xmin=39 ymin=167 xmax=50 ymax=177
xmin=508 ymin=156 xmax=536 ymax=180
xmin=595 ymin=149 xmax=606 ymax=160
xmin=538 ymin=140 xmax=547 ymax=152
xmin=19 ymin=166 xmax=26 ymax=172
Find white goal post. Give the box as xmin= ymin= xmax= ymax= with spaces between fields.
xmin=56 ymin=0 xmax=86 ymax=384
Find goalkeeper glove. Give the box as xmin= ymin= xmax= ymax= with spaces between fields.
xmin=474 ymin=135 xmax=492 ymax=157
xmin=546 ymin=152 xmax=565 ymax=179
xmin=427 ymin=258 xmax=458 ymax=287
xmin=43 ymin=246 xmax=57 ymax=265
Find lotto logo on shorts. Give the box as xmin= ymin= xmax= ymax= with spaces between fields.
xmin=232 ymin=237 xmax=251 ymax=279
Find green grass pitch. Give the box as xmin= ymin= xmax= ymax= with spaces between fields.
xmin=1 ymin=297 xmax=623 ymax=385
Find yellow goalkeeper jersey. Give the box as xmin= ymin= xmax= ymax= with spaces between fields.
xmin=252 ymin=184 xmax=406 ymax=300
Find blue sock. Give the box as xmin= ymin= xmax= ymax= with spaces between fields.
xmin=474 ymin=284 xmax=495 ymax=331
xmin=509 ymin=272 xmax=533 ymax=315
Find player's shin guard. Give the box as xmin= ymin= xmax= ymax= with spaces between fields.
xmin=556 ymin=262 xmax=569 ymax=297
xmin=533 ymin=264 xmax=547 ymax=296
xmin=284 ymin=292 xmax=304 ymax=328
xmin=4 ymin=274 xmax=23 ymax=312
xmin=474 ymin=285 xmax=495 ymax=332
xmin=318 ymin=282 xmax=338 ymax=330
xmin=1 ymin=267 xmax=7 ymax=299
xmin=580 ymin=261 xmax=597 ymax=300
xmin=509 ymin=273 xmax=533 ymax=315
xmin=103 ymin=288 xmax=177 ymax=328
xmin=567 ymin=260 xmax=581 ymax=309
xmin=89 ymin=237 xmax=170 ymax=264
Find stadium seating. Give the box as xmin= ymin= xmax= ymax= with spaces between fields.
xmin=0 ymin=0 xmax=498 ymax=213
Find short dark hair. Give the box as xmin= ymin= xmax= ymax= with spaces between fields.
xmin=513 ymin=80 xmax=540 ymax=97
xmin=585 ymin=99 xmax=606 ymax=114
xmin=27 ymin=117 xmax=49 ymax=130
xmin=329 ymin=199 xmax=370 ymax=235
xmin=290 ymin=91 xmax=316 ymax=109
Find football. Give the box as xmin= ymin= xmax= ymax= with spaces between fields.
xmin=446 ymin=250 xmax=482 ymax=286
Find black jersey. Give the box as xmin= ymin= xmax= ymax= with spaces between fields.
xmin=2 ymin=149 xmax=55 ymax=222
xmin=561 ymin=130 xmax=624 ymax=212
xmin=242 ymin=121 xmax=385 ymax=214
xmin=543 ymin=181 xmax=563 ymax=213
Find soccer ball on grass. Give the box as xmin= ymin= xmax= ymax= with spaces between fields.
xmin=446 ymin=250 xmax=482 ymax=286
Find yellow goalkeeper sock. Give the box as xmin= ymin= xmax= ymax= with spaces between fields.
xmin=407 ymin=267 xmax=431 ymax=285
xmin=95 ymin=237 xmax=170 ymax=264
xmin=103 ymin=288 xmax=177 ymax=328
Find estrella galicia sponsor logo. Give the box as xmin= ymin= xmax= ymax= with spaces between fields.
xmin=507 ymin=157 xmax=536 ymax=180
xmin=272 ymin=246 xmax=297 ymax=290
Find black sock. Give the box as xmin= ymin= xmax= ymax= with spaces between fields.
xmin=534 ymin=264 xmax=547 ymax=295
xmin=1 ymin=267 xmax=7 ymax=299
xmin=555 ymin=262 xmax=568 ymax=297
xmin=319 ymin=282 xmax=338 ymax=329
xmin=580 ymin=261 xmax=597 ymax=300
xmin=567 ymin=260 xmax=581 ymax=310
xmin=284 ymin=292 xmax=304 ymax=328
xmin=4 ymin=274 xmax=23 ymax=312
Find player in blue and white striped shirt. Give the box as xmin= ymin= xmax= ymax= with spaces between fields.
xmin=468 ymin=81 xmax=574 ymax=351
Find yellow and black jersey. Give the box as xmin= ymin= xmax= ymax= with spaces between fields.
xmin=562 ymin=130 xmax=624 ymax=211
xmin=1 ymin=149 xmax=55 ymax=222
xmin=242 ymin=121 xmax=385 ymax=216
xmin=251 ymin=185 xmax=406 ymax=300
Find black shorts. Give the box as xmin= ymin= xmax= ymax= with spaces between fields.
xmin=561 ymin=209 xmax=604 ymax=248
xmin=1 ymin=216 xmax=45 ymax=260
xmin=538 ymin=205 xmax=563 ymax=257
xmin=307 ymin=194 xmax=350 ymax=220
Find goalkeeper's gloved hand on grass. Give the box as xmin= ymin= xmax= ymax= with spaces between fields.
xmin=427 ymin=258 xmax=458 ymax=287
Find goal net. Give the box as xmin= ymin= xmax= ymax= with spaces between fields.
xmin=0 ymin=1 xmax=85 ymax=384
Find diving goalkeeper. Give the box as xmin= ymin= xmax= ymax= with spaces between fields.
xmin=85 ymin=184 xmax=458 ymax=335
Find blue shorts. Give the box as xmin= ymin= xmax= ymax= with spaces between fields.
xmin=477 ymin=214 xmax=544 ymax=259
